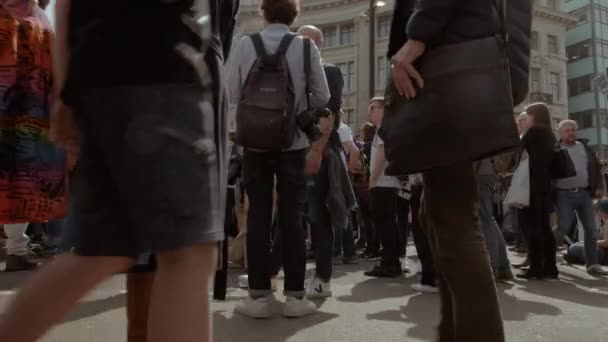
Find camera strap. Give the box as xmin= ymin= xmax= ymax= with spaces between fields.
xmin=303 ymin=37 xmax=311 ymax=111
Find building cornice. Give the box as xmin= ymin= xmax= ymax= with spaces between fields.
xmin=239 ymin=0 xmax=369 ymax=15
xmin=534 ymin=6 xmax=578 ymax=25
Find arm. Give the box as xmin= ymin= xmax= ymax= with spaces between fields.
xmin=598 ymin=222 xmax=608 ymax=248
xmin=406 ymin=0 xmax=459 ymax=45
xmin=52 ymin=0 xmax=71 ymax=95
xmin=369 ymin=143 xmax=386 ymax=189
xmin=308 ymin=42 xmax=330 ymax=109
xmin=324 ymin=65 xmax=343 ymax=115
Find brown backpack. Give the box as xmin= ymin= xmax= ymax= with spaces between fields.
xmin=235 ymin=32 xmax=299 ymax=151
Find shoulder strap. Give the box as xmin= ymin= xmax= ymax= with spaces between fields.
xmin=249 ymin=33 xmax=271 ymax=63
xmin=303 ymin=37 xmax=311 ymax=110
xmin=275 ymin=33 xmax=297 ymax=60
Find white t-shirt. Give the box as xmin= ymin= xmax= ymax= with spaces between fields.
xmin=337 ymin=123 xmax=353 ymax=166
xmin=370 ymin=133 xmax=400 ymax=189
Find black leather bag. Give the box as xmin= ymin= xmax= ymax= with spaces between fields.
xmin=379 ymin=0 xmax=530 ymax=175
xmin=551 ymin=145 xmax=576 ymax=179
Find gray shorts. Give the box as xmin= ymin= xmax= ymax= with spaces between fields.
xmin=62 ymin=84 xmax=224 ymax=257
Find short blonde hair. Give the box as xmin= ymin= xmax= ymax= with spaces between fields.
xmin=558 ymin=119 xmax=578 ymax=130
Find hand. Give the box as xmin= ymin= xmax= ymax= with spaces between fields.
xmin=49 ymin=100 xmax=79 ymax=170
xmin=594 ymin=190 xmax=605 ymax=199
xmin=391 ymin=40 xmax=426 ymax=99
xmin=304 ymin=150 xmax=323 ymax=176
xmin=597 ymin=239 xmax=608 ymax=249
xmin=349 ymin=157 xmax=362 ymax=174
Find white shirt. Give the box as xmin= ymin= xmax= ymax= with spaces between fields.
xmin=337 ymin=123 xmax=353 ymax=167
xmin=370 ymin=133 xmax=400 ymax=189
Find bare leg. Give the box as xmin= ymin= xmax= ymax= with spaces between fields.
xmin=127 ymin=272 xmax=155 ymax=342
xmin=0 ymin=253 xmax=132 ymax=342
xmin=148 ymin=243 xmax=217 ymax=342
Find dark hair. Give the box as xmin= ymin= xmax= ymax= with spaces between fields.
xmin=525 ymin=102 xmax=552 ymax=128
xmin=260 ymin=0 xmax=300 ymax=26
xmin=361 ymin=122 xmax=376 ymax=143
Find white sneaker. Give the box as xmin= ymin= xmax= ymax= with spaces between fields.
xmin=411 ymin=283 xmax=439 ymax=294
xmin=283 ymin=296 xmax=317 ymax=318
xmin=400 ymin=257 xmax=410 ymax=273
xmin=235 ymin=296 xmax=273 ymax=319
xmin=306 ymin=277 xmax=332 ymax=299
xmin=237 ymin=275 xmax=278 ymax=291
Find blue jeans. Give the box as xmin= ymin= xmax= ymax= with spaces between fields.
xmin=478 ymin=175 xmax=510 ymax=272
xmin=555 ymin=189 xmax=598 ymax=266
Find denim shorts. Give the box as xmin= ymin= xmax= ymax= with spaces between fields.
xmin=61 ymin=84 xmax=224 ymax=257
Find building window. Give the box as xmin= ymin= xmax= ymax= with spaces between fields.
xmin=339 ymin=23 xmax=355 ymax=46
xmin=322 ymin=26 xmax=337 ymax=48
xmin=567 ymin=39 xmax=591 ymax=63
xmin=531 ymin=31 xmax=539 ymax=51
xmin=546 ymin=0 xmax=557 ymax=10
xmin=570 ymin=110 xmax=595 ymax=129
xmin=530 ymin=68 xmax=541 ymax=93
xmin=567 ymin=74 xmax=593 ymax=97
xmin=344 ymin=109 xmax=355 ymax=128
xmin=337 ymin=61 xmax=356 ymax=94
xmin=377 ymin=16 xmax=391 ymax=39
xmin=550 ymin=72 xmax=560 ymax=101
xmin=377 ymin=56 xmax=388 ymax=89
xmin=548 ymin=35 xmax=559 ymax=54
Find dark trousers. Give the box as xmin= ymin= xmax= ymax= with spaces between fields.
xmin=423 ymin=163 xmax=504 ymax=342
xmin=243 ymin=150 xmax=307 ymax=298
xmin=396 ymin=196 xmax=411 ymax=258
xmin=307 ymin=159 xmax=334 ymax=281
xmin=521 ymin=196 xmax=557 ymax=276
xmin=410 ymin=185 xmax=436 ymax=286
xmin=359 ymin=192 xmax=379 ymax=253
xmin=371 ymin=187 xmax=400 ymax=267
xmin=334 ymin=217 xmax=356 ymax=258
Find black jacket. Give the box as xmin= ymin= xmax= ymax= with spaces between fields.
xmin=323 ymin=62 xmax=344 ymax=116
xmin=522 ymin=126 xmax=556 ymax=202
xmin=388 ymin=0 xmax=499 ymax=58
xmin=576 ymin=139 xmax=605 ymax=195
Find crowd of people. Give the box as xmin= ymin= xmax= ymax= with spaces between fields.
xmin=0 ymin=0 xmax=606 ymax=342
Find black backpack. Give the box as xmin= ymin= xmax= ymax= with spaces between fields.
xmin=235 ymin=33 xmax=297 ymax=150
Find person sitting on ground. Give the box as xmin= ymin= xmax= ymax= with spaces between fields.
xmin=563 ymin=199 xmax=608 ymax=268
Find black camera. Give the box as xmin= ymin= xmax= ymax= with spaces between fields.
xmin=297 ymin=108 xmax=331 ymax=142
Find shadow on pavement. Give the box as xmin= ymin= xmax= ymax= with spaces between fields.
xmin=213 ymin=309 xmax=338 ymax=342
xmin=336 ymin=276 xmax=413 ymax=303
xmin=497 ymin=288 xmax=562 ymax=321
xmin=63 ymin=293 xmax=126 ymax=323
xmin=518 ymin=273 xmax=608 ymax=309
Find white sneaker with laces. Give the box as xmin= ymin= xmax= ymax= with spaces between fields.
xmin=306 ymin=277 xmax=332 ymax=299
xmin=587 ymin=264 xmax=608 ymax=276
xmin=283 ymin=296 xmax=317 ymax=318
xmin=411 ymin=283 xmax=439 ymax=294
xmin=238 ymin=275 xmax=278 ymax=291
xmin=235 ymin=296 xmax=273 ymax=319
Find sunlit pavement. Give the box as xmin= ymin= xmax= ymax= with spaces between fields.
xmin=1 ymin=250 xmax=608 ymax=342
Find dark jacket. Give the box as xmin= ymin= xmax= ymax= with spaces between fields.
xmin=387 ymin=0 xmax=499 ymax=58
xmin=522 ymin=126 xmax=556 ymax=202
xmin=323 ymin=62 xmax=344 ymax=115
xmin=577 ymin=139 xmax=604 ymax=195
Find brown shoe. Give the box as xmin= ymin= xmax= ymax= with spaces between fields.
xmin=126 ymin=272 xmax=155 ymax=342
xmin=494 ymin=269 xmax=515 ymax=283
xmin=4 ymin=255 xmax=39 ymax=272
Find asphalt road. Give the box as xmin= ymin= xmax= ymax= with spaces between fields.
xmin=1 ymin=252 xmax=608 ymax=342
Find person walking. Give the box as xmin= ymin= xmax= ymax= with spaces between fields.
xmin=0 ymin=1 xmax=225 ymax=342
xmin=0 ymin=0 xmax=68 ymax=272
xmin=554 ymin=119 xmax=606 ymax=276
xmin=387 ymin=0 xmax=509 ymax=340
xmin=228 ymin=0 xmax=330 ymax=318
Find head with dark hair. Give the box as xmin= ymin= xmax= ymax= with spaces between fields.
xmin=361 ymin=122 xmax=376 ymax=143
xmin=38 ymin=0 xmax=50 ymax=10
xmin=260 ymin=0 xmax=300 ymax=26
xmin=524 ymin=102 xmax=552 ymax=129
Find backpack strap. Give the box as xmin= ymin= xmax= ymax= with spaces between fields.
xmin=249 ymin=33 xmax=270 ymax=63
xmin=250 ymin=32 xmax=297 ymax=67
xmin=303 ymin=37 xmax=311 ymax=110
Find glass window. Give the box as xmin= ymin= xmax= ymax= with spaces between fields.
xmin=548 ymin=35 xmax=559 ymax=54
xmin=339 ymin=23 xmax=355 ymax=46
xmin=377 ymin=16 xmax=392 ymax=39
xmin=338 ymin=61 xmax=356 ymax=93
xmin=531 ymin=31 xmax=539 ymax=51
xmin=546 ymin=0 xmax=557 ymax=10
xmin=567 ymin=74 xmax=593 ymax=97
xmin=344 ymin=109 xmax=355 ymax=128
xmin=377 ymin=56 xmax=388 ymax=89
xmin=567 ymin=39 xmax=591 ymax=63
xmin=570 ymin=110 xmax=595 ymax=129
xmin=530 ymin=68 xmax=541 ymax=93
xmin=550 ymin=72 xmax=560 ymax=101
xmin=322 ymin=26 xmax=337 ymax=48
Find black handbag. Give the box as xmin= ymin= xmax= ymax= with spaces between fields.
xmin=551 ymin=144 xmax=576 ymax=179
xmin=379 ymin=0 xmax=529 ymax=175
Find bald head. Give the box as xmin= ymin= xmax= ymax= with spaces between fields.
xmin=298 ymin=25 xmax=323 ymax=48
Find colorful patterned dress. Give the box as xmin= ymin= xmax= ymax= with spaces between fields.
xmin=0 ymin=1 xmax=67 ymax=223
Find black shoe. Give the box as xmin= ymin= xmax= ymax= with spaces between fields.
xmin=364 ymin=265 xmax=401 ymax=278
xmin=355 ymin=239 xmax=366 ymax=250
xmin=4 ymin=255 xmax=39 ymax=272
xmin=343 ymin=255 xmax=359 ymax=265
xmin=515 ymin=270 xmax=543 ymax=280
xmin=364 ymin=251 xmax=380 ymax=259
